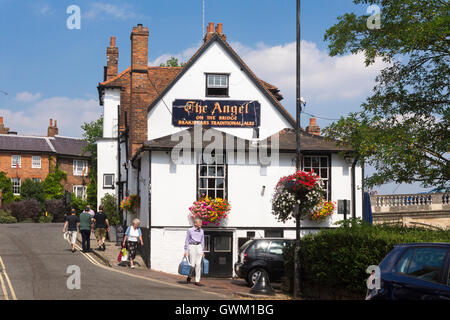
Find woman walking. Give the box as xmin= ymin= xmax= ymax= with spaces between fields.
xmin=122 ymin=218 xmax=143 ymax=269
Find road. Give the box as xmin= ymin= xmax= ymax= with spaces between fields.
xmin=0 ymin=223 xmax=225 ymax=300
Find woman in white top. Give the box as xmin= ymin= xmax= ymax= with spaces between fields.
xmin=122 ymin=218 xmax=144 ymax=269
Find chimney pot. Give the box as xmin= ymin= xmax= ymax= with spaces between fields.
xmin=110 ymin=36 xmax=116 ymax=47
xmin=0 ymin=116 xmax=3 ymax=125
xmin=215 ymin=23 xmax=223 ymax=34
xmin=207 ymin=22 xmax=214 ymax=33
xmin=50 ymin=119 xmax=53 ymax=126
xmin=309 ymin=118 xmax=316 ymax=126
xmin=137 ymin=23 xmax=143 ymax=27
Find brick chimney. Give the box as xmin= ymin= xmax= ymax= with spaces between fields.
xmin=47 ymin=118 xmax=58 ymax=137
xmin=106 ymin=36 xmax=119 ymax=80
xmin=129 ymin=24 xmax=150 ymax=156
xmin=306 ymin=118 xmax=320 ymax=136
xmin=204 ymin=22 xmax=226 ymax=43
xmin=130 ymin=24 xmax=149 ymax=72
xmin=0 ymin=116 xmax=10 ymax=134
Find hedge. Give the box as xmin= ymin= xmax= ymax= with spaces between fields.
xmin=0 ymin=210 xmax=17 ymax=224
xmin=45 ymin=199 xmax=67 ymax=222
xmin=4 ymin=199 xmax=41 ymax=222
xmin=283 ymin=219 xmax=450 ymax=299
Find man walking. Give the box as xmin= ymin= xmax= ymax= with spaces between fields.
xmin=86 ymin=204 xmax=95 ymax=218
xmin=93 ymin=205 xmax=109 ymax=251
xmin=62 ymin=208 xmax=80 ymax=253
xmin=184 ymin=217 xmax=205 ymax=286
xmin=79 ymin=207 xmax=93 ymax=253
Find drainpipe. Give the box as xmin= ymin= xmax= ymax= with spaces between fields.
xmin=117 ymin=105 xmax=122 ymax=223
xmin=351 ymin=156 xmax=359 ymax=219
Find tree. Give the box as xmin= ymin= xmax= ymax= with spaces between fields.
xmin=159 ymin=56 xmax=185 ymax=67
xmin=323 ymin=0 xmax=449 ymax=188
xmin=101 ymin=193 xmax=120 ymax=226
xmin=20 ymin=178 xmax=45 ymax=205
xmin=0 ymin=172 xmax=14 ymax=206
xmin=42 ymin=165 xmax=67 ymax=200
xmin=81 ymin=116 xmax=103 ymax=208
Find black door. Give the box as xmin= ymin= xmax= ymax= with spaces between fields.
xmin=203 ymin=231 xmax=233 ymax=278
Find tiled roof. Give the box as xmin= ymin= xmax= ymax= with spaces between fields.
xmin=141 ymin=127 xmax=351 ymax=152
xmin=0 ymin=134 xmax=90 ymax=157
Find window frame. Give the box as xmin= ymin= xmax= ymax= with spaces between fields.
xmin=302 ymin=154 xmax=331 ymax=201
xmin=11 ymin=155 xmax=21 ymax=168
xmin=11 ymin=178 xmax=21 ymax=195
xmin=73 ymin=160 xmax=88 ymax=176
xmin=103 ymin=173 xmax=115 ymax=189
xmin=205 ymin=73 xmax=230 ymax=97
xmin=73 ymin=185 xmax=87 ymax=200
xmin=197 ymin=153 xmax=227 ymax=200
xmin=32 ymin=155 xmax=41 ymax=169
xmin=32 ymin=178 xmax=41 ymax=183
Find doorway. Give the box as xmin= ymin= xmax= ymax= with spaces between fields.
xmin=203 ymin=231 xmax=233 ymax=278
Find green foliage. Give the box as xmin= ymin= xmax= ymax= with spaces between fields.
xmin=0 ymin=172 xmax=14 ymax=206
xmin=42 ymin=166 xmax=67 ymax=200
xmin=4 ymin=199 xmax=42 ymax=222
xmin=159 ymin=56 xmax=186 ymax=67
xmin=39 ymin=214 xmax=53 ymax=223
xmin=70 ymin=193 xmax=87 ymax=214
xmin=323 ymin=0 xmax=449 ymax=188
xmin=101 ymin=193 xmax=120 ymax=226
xmin=81 ymin=116 xmax=103 ymax=209
xmin=45 ymin=199 xmax=67 ymax=222
xmin=0 ymin=209 xmax=17 ymax=224
xmin=20 ymin=178 xmax=45 ymax=205
xmin=283 ymin=220 xmax=450 ymax=298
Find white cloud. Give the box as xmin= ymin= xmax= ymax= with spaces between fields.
xmin=149 ymin=44 xmax=201 ymax=67
xmin=15 ymin=91 xmax=42 ymax=102
xmin=1 ymin=96 xmax=100 ymax=137
xmin=84 ymin=3 xmax=139 ymax=20
xmin=150 ymin=40 xmax=387 ymax=113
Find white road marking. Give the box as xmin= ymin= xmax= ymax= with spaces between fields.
xmin=73 ymin=245 xmax=226 ymax=297
xmin=0 ymin=256 xmax=17 ymax=300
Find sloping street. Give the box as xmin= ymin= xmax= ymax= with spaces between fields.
xmin=0 ymin=223 xmax=226 ymax=300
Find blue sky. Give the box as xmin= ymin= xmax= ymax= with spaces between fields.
xmin=0 ymin=0 xmax=430 ymax=194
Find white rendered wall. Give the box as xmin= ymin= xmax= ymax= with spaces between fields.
xmin=147 ymin=41 xmax=292 ymax=142
xmin=97 ymin=140 xmax=118 ymax=209
xmin=103 ymin=89 xmax=120 ymax=138
xmin=137 ymin=151 xmax=150 ymax=228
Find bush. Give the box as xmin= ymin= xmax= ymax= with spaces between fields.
xmin=0 ymin=172 xmax=14 ymax=206
xmin=284 ymin=219 xmax=450 ymax=299
xmin=70 ymin=194 xmax=88 ymax=214
xmin=4 ymin=199 xmax=42 ymax=222
xmin=0 ymin=210 xmax=17 ymax=224
xmin=20 ymin=178 xmax=45 ymax=205
xmin=101 ymin=193 xmax=120 ymax=226
xmin=39 ymin=214 xmax=53 ymax=223
xmin=45 ymin=199 xmax=67 ymax=222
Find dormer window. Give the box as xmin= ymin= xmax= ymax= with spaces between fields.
xmin=206 ymin=73 xmax=229 ymax=97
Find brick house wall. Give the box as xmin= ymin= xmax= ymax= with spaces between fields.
xmin=57 ymin=156 xmax=90 ymax=192
xmin=0 ymin=152 xmax=51 ymax=183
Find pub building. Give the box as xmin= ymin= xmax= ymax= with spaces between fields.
xmin=96 ymin=23 xmax=363 ymax=277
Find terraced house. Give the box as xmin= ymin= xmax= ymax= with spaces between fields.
xmin=97 ymin=23 xmax=364 ymax=277
xmin=0 ymin=117 xmax=90 ymax=198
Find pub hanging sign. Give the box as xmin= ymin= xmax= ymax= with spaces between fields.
xmin=172 ymin=99 xmax=261 ymax=128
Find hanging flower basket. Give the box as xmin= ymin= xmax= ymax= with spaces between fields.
xmin=189 ymin=195 xmax=231 ymax=226
xmin=271 ymin=170 xmax=335 ymax=222
xmin=120 ymin=194 xmax=139 ymax=214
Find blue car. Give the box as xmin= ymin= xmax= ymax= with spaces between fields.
xmin=367 ymin=243 xmax=450 ymax=300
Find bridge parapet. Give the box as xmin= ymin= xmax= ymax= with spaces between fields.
xmin=370 ymin=193 xmax=450 ymax=214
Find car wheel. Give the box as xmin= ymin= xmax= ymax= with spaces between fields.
xmin=247 ymin=268 xmax=268 ymax=287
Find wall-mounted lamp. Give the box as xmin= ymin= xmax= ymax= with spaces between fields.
xmin=261 ymin=185 xmax=266 ymax=196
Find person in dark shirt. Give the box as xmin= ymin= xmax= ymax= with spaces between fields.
xmin=62 ymin=208 xmax=80 ymax=253
xmin=93 ymin=205 xmax=109 ymax=251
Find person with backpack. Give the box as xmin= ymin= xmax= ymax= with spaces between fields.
xmin=122 ymin=218 xmax=143 ymax=269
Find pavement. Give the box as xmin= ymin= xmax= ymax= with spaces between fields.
xmin=78 ymin=229 xmax=291 ymax=300
xmin=0 ymin=223 xmax=290 ymax=300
